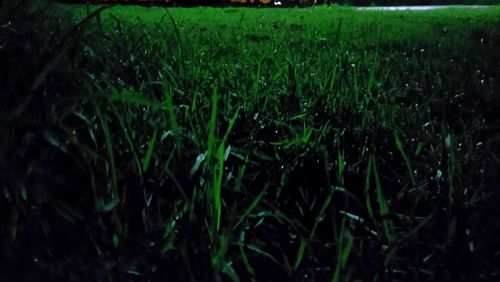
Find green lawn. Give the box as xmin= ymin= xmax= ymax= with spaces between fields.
xmin=2 ymin=3 xmax=500 ymax=281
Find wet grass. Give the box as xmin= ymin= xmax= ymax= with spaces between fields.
xmin=1 ymin=2 xmax=500 ymax=281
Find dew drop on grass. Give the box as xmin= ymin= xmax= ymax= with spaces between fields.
xmin=435 ymin=169 xmax=443 ymax=180
xmin=422 ymin=254 xmax=432 ymax=263
xmin=468 ymin=240 xmax=474 ymax=252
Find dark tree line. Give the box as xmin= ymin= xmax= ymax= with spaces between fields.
xmin=67 ymin=0 xmax=494 ymax=7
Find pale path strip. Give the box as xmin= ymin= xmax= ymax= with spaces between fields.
xmin=357 ymin=5 xmax=491 ymax=11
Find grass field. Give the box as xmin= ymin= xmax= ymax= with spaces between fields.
xmin=1 ymin=2 xmax=500 ymax=281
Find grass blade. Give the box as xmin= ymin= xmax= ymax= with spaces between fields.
xmin=233 ymin=183 xmax=269 ymax=230
xmin=371 ymin=154 xmax=394 ymax=245
xmin=394 ymin=129 xmax=416 ymax=185
xmin=93 ymin=101 xmax=118 ymax=200
xmin=142 ymin=128 xmax=158 ymax=173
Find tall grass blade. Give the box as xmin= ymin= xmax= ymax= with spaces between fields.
xmin=207 ymin=88 xmax=218 ymax=162
xmin=214 ymin=144 xmax=224 ymax=231
xmin=238 ymin=239 xmax=256 ymax=277
xmin=93 ymin=101 xmax=118 ymax=200
xmin=233 ymin=183 xmax=268 ymax=230
xmin=364 ymin=155 xmax=374 ymax=219
xmin=294 ymin=239 xmax=308 ymax=270
xmin=394 ymin=129 xmax=416 ymax=185
xmin=110 ymin=103 xmax=142 ymax=176
xmin=142 ymin=128 xmax=158 ymax=173
xmin=164 ymin=86 xmax=181 ymax=155
xmin=371 ymin=154 xmax=394 ymax=245
xmin=332 ymin=226 xmax=354 ymax=282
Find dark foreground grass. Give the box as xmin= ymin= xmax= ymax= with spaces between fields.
xmin=1 ymin=1 xmax=500 ymax=281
